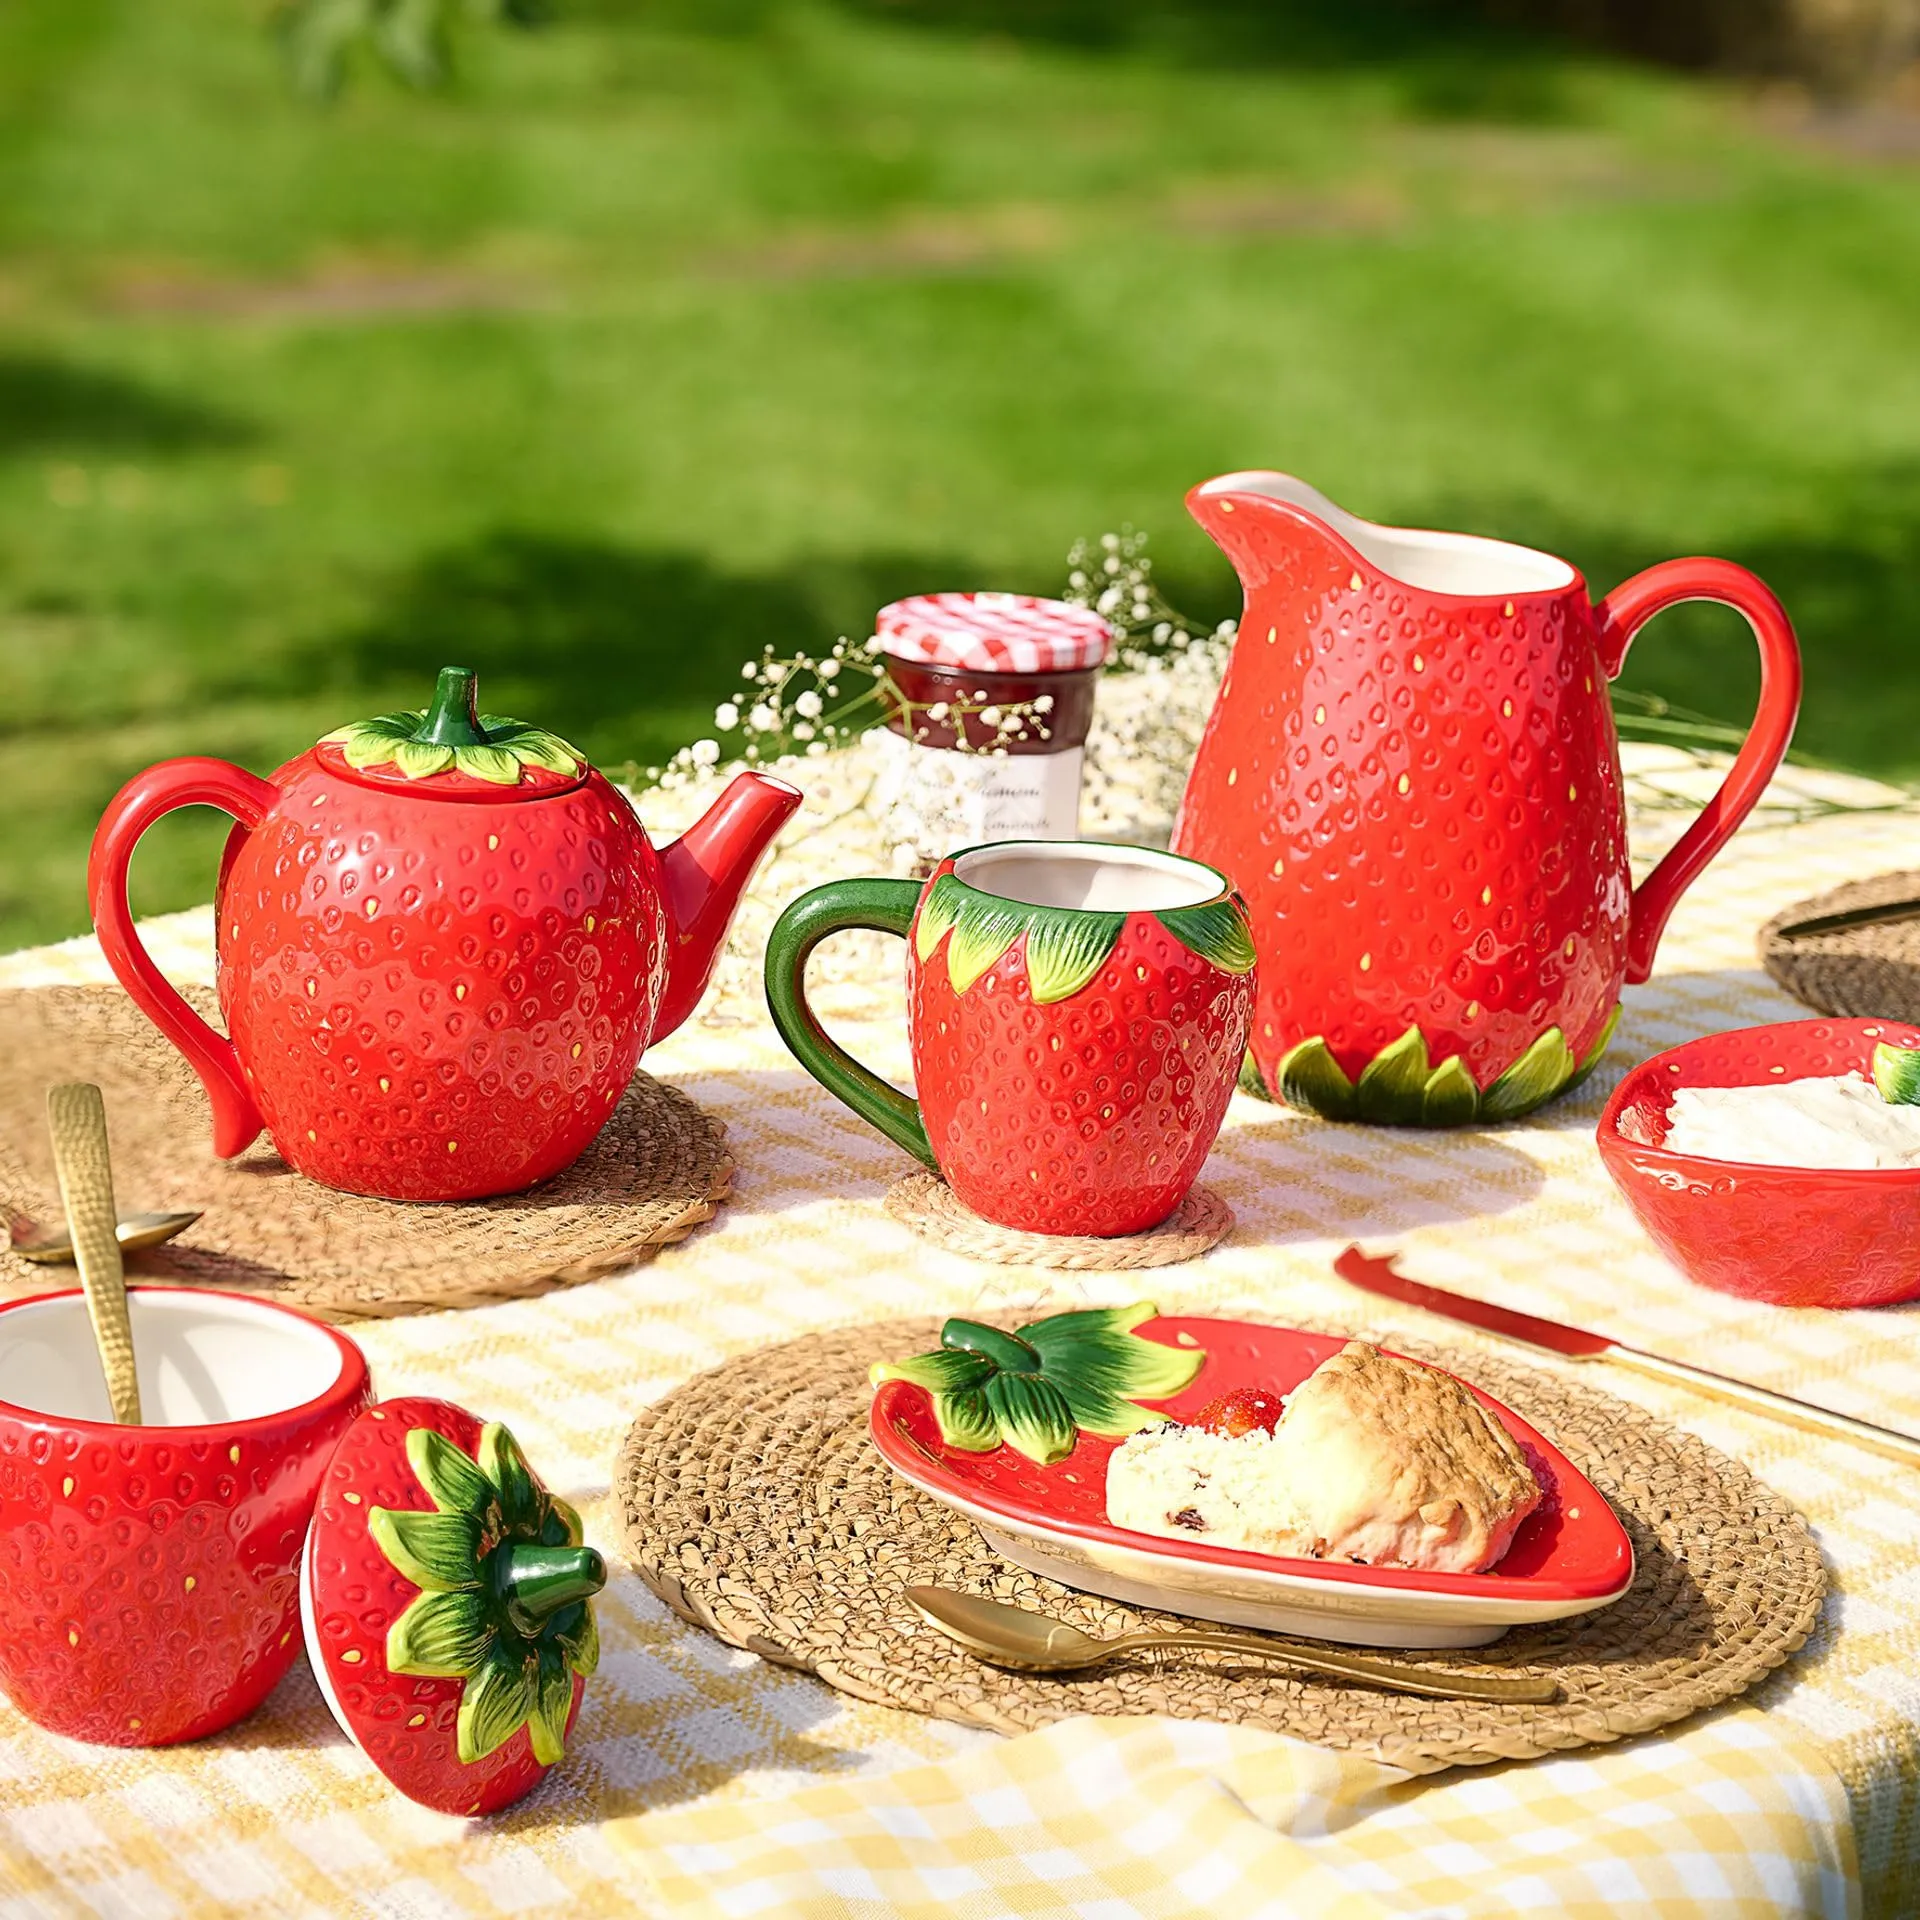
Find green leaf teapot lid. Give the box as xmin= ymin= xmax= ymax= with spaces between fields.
xmin=319 ymin=666 xmax=589 ymax=797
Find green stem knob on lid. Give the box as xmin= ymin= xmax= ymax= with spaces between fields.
xmin=416 ymin=666 xmax=489 ymax=749
xmin=495 ymin=1544 xmax=607 ymax=1635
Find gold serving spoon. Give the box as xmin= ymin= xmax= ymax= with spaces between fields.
xmin=45 ymin=1084 xmax=142 ymax=1425
xmin=904 ymin=1587 xmax=1558 ymax=1705
xmin=9 ymin=1209 xmax=201 ymax=1266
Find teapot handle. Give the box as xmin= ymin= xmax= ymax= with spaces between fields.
xmin=1595 ymin=558 xmax=1802 ymax=984
xmin=88 ymin=757 xmax=279 ymax=1158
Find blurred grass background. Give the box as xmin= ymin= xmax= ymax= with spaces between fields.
xmin=2 ymin=0 xmax=1918 ymax=949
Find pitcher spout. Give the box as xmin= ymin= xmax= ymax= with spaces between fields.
xmin=653 ymin=770 xmax=803 ymax=1043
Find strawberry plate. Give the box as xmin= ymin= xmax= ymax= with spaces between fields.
xmin=869 ymin=1316 xmax=1633 ymax=1649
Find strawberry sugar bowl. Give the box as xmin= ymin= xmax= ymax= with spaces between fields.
xmin=0 ymin=1286 xmax=604 ymax=1813
xmin=0 ymin=1286 xmax=370 ymax=1746
xmin=1597 ymin=1018 xmax=1920 ymax=1309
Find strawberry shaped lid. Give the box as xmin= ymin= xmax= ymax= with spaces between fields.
xmin=302 ymin=1396 xmax=604 ymax=1816
xmin=317 ymin=665 xmax=589 ymax=800
xmin=876 ymin=594 xmax=1113 ymax=674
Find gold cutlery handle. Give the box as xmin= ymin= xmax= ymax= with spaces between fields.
xmin=46 ymin=1084 xmax=141 ymax=1426
xmin=1610 ymin=1346 xmax=1920 ymax=1469
xmin=1115 ymin=1629 xmax=1557 ymax=1704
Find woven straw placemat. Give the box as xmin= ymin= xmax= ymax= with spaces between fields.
xmin=1761 ymin=868 xmax=1920 ymax=1022
xmin=884 ymin=1172 xmax=1233 ymax=1269
xmin=0 ymin=986 xmax=733 ymax=1319
xmin=615 ymin=1317 xmax=1827 ymax=1775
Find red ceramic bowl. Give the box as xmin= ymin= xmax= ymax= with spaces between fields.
xmin=1597 ymin=1017 xmax=1920 ymax=1308
xmin=0 ymin=1287 xmax=371 ymax=1745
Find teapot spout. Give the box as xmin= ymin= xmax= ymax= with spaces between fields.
xmin=653 ymin=770 xmax=803 ymax=1042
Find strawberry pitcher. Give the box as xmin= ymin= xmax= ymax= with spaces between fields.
xmin=1173 ymin=473 xmax=1801 ymax=1126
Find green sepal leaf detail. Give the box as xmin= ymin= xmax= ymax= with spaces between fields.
xmin=945 ymin=901 xmax=1029 ymax=994
xmin=1276 ymin=1037 xmax=1356 ymax=1120
xmin=479 ymin=1421 xmax=542 ymax=1534
xmin=393 ymin=740 xmax=456 ymax=779
xmin=984 ymin=1372 xmax=1078 ymax=1465
xmin=874 ymin=1304 xmax=1203 ymax=1461
xmin=941 ymin=1319 xmax=1041 ymax=1372
xmin=1238 ymin=1049 xmax=1275 ymax=1101
xmin=542 ymin=1496 xmax=584 ymax=1548
xmin=931 ymin=1386 xmax=1000 ymax=1452
xmin=1156 ymin=900 xmax=1256 ymax=975
xmin=386 ymin=1588 xmax=495 ymax=1676
xmin=481 ymin=720 xmax=584 ymax=776
xmin=1355 ymin=1026 xmax=1431 ymax=1125
xmin=1482 ymin=1027 xmax=1576 ymax=1121
xmin=1016 ymin=1303 xmax=1203 ymax=1433
xmin=453 ymin=743 xmax=523 ymax=785
xmin=528 ymin=1640 xmax=574 ymax=1767
xmin=913 ymin=873 xmax=965 ymax=964
xmin=1023 ymin=910 xmax=1126 ymax=1004
xmin=1421 ymin=1056 xmax=1480 ymax=1127
xmin=457 ymin=1648 xmax=536 ymax=1765
xmin=408 ymin=1426 xmax=496 ymax=1523
xmin=1873 ymin=1041 xmax=1920 ymax=1105
xmin=554 ymin=1599 xmax=599 ymax=1678
xmin=868 ymin=1349 xmax=997 ymax=1395
xmin=368 ymin=1508 xmax=484 ymax=1593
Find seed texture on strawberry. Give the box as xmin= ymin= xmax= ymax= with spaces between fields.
xmin=303 ymin=1397 xmax=603 ymax=1815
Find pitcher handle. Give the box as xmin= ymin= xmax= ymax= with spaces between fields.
xmin=763 ymin=878 xmax=937 ymax=1169
xmin=1596 ymin=558 xmax=1802 ymax=984
xmin=88 ymin=757 xmax=279 ymax=1157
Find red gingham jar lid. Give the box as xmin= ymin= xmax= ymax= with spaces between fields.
xmin=875 ymin=593 xmax=1113 ymax=674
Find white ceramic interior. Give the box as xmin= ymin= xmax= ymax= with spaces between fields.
xmin=1198 ymin=471 xmax=1577 ymax=599
xmin=0 ymin=1291 xmax=348 ymax=1426
xmin=955 ymin=841 xmax=1222 ymax=913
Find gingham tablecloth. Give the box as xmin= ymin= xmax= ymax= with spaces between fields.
xmin=1 ymin=743 xmax=1918 ymax=1919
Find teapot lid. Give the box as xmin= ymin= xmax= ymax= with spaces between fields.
xmin=318 ymin=667 xmax=589 ymax=800
xmin=301 ymin=1395 xmax=604 ymax=1816
xmin=876 ymin=593 xmax=1112 ymax=675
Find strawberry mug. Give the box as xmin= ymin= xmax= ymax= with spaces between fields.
xmin=1174 ymin=473 xmax=1803 ymax=1126
xmin=0 ymin=1287 xmax=371 ymax=1746
xmin=765 ymin=840 xmax=1256 ymax=1235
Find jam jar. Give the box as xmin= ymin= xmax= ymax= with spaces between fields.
xmin=871 ymin=592 xmax=1112 ymax=861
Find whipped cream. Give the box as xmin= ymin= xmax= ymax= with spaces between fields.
xmin=1662 ymin=1071 xmax=1920 ymax=1170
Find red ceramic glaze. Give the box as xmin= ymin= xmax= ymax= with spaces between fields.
xmin=870 ymin=1316 xmax=1633 ymax=1603
xmin=89 ymin=668 xmax=799 ymax=1201
xmin=1173 ymin=474 xmax=1801 ymax=1117
xmin=1599 ymin=1018 xmax=1920 ymax=1308
xmin=0 ymin=1288 xmax=370 ymax=1747
xmin=906 ymin=853 xmax=1256 ymax=1236
xmin=303 ymin=1397 xmax=590 ymax=1816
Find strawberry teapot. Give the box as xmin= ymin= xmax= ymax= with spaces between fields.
xmin=89 ymin=667 xmax=801 ymax=1201
xmin=1173 ymin=473 xmax=1802 ymax=1128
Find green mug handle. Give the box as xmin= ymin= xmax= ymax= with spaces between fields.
xmin=763 ymin=877 xmax=937 ymax=1169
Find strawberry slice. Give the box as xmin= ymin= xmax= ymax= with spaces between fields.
xmin=1193 ymin=1386 xmax=1285 ymax=1437
xmin=303 ymin=1397 xmax=602 ymax=1815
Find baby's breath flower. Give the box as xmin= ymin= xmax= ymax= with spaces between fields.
xmin=1034 ymin=694 xmax=1054 ymax=712
xmin=794 ymin=689 xmax=823 ymax=720
xmin=690 ymin=738 xmax=720 ymax=768
xmin=978 ymin=705 xmax=1002 ymax=728
xmin=818 ymin=658 xmax=840 ymax=679
xmin=714 ymin=700 xmax=740 ymax=731
xmin=748 ymin=703 xmax=777 ymax=732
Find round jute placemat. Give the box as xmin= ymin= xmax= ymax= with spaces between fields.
xmin=884 ymin=1173 xmax=1233 ymax=1269
xmin=0 ymin=986 xmax=734 ymax=1320
xmin=1761 ymin=868 xmax=1920 ymax=1023
xmin=615 ymin=1317 xmax=1827 ymax=1775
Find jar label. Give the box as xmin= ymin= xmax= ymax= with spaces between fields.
xmin=869 ymin=730 xmax=1084 ymax=856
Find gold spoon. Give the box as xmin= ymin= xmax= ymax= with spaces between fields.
xmin=904 ymin=1586 xmax=1558 ymax=1705
xmin=45 ymin=1084 xmax=142 ymax=1424
xmin=9 ymin=1209 xmax=202 ymax=1266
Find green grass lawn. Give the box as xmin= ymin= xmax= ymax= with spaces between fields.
xmin=3 ymin=0 xmax=1919 ymax=951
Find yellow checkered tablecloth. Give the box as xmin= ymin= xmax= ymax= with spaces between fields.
xmin=0 ymin=742 xmax=1917 ymax=1918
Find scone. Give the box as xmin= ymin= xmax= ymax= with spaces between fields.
xmin=1105 ymin=1341 xmax=1542 ymax=1574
